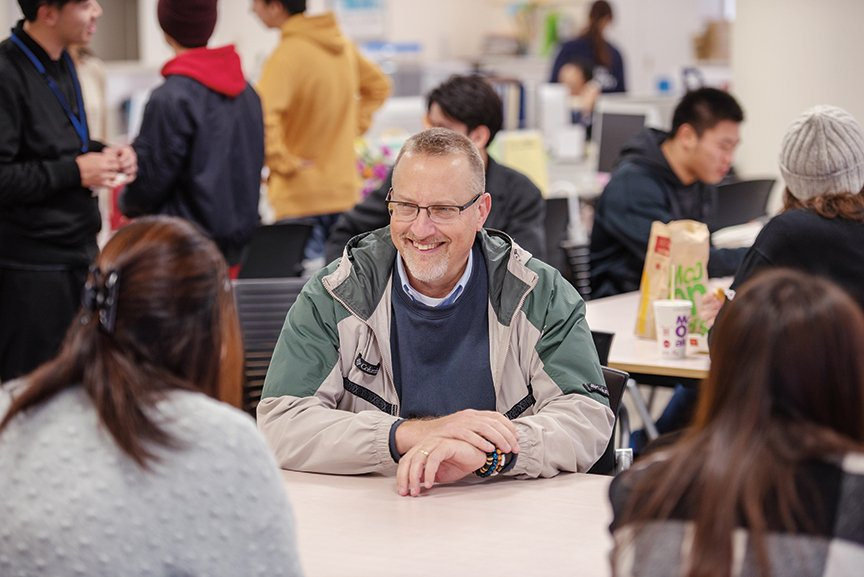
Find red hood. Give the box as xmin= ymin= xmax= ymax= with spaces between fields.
xmin=161 ymin=45 xmax=247 ymax=97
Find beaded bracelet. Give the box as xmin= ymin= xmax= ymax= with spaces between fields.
xmin=475 ymin=448 xmax=507 ymax=478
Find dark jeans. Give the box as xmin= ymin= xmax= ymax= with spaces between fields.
xmin=0 ymin=265 xmax=87 ymax=382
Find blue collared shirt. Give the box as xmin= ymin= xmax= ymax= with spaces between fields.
xmin=395 ymin=249 xmax=474 ymax=308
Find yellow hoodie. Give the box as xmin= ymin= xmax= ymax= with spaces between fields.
xmin=258 ymin=12 xmax=391 ymax=219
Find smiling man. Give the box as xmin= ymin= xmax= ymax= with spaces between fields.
xmin=325 ymin=74 xmax=546 ymax=264
xmin=590 ymin=87 xmax=746 ymax=298
xmin=258 ymin=128 xmax=612 ymax=496
xmin=0 ymin=0 xmax=137 ymax=381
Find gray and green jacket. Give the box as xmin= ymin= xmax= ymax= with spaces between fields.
xmin=258 ymin=227 xmax=613 ymax=477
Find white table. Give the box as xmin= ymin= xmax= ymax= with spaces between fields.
xmin=283 ymin=470 xmax=613 ymax=577
xmin=585 ymin=291 xmax=711 ymax=382
xmin=586 ymin=290 xmax=712 ymax=438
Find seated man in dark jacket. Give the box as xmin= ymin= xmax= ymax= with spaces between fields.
xmin=590 ymin=88 xmax=747 ymax=298
xmin=325 ymin=74 xmax=546 ymax=264
xmin=121 ymin=0 xmax=264 ymax=267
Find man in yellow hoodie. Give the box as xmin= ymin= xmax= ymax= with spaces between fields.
xmin=252 ymin=0 xmax=391 ymax=264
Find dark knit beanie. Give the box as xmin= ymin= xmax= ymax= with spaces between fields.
xmin=157 ymin=0 xmax=218 ymax=49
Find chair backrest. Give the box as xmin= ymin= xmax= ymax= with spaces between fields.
xmin=591 ymin=330 xmax=614 ymax=365
xmin=587 ymin=366 xmax=629 ymax=475
xmin=544 ymin=197 xmax=570 ymax=273
xmin=601 ymin=366 xmax=628 ymax=420
xmin=562 ymin=240 xmax=592 ymax=300
xmin=237 ymin=223 xmax=313 ymax=279
xmin=233 ymin=277 xmax=308 ymax=415
xmin=708 ymin=178 xmax=776 ymax=232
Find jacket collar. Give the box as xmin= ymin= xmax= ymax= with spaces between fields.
xmin=161 ymin=45 xmax=247 ymax=97
xmin=323 ymin=227 xmax=536 ymax=325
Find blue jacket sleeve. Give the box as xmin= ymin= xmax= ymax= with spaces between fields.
xmin=707 ymin=246 xmax=746 ymax=278
xmin=121 ymin=89 xmax=193 ymax=217
xmin=598 ymin=171 xmax=671 ymax=262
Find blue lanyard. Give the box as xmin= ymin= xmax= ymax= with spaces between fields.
xmin=10 ymin=32 xmax=89 ymax=153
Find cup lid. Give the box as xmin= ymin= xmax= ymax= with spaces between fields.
xmin=653 ymin=299 xmax=692 ymax=308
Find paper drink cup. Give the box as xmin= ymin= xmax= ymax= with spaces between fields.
xmin=653 ymin=299 xmax=692 ymax=358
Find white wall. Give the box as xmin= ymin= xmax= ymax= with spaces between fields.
xmin=5 ymin=0 xmax=716 ymax=92
xmin=609 ymin=0 xmax=703 ymax=96
xmin=732 ymin=0 xmax=864 ymax=210
xmin=137 ymin=0 xmax=514 ymax=78
xmin=138 ymin=0 xmax=283 ymax=78
xmin=385 ymin=0 xmax=512 ymax=62
xmin=138 ymin=0 xmax=338 ymax=76
xmin=91 ymin=0 xmax=138 ymax=61
xmin=2 ymin=3 xmax=21 ymax=31
xmin=129 ymin=0 xmax=708 ymax=96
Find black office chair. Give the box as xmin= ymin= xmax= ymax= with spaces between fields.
xmin=237 ymin=223 xmax=313 ymax=279
xmin=544 ymin=197 xmax=570 ymax=273
xmin=707 ymin=178 xmax=776 ymax=232
xmin=590 ymin=330 xmax=614 ymax=366
xmin=587 ymin=366 xmax=630 ymax=475
xmin=561 ymin=240 xmax=592 ymax=300
xmin=233 ymin=277 xmax=308 ymax=415
xmin=590 ymin=330 xmax=631 ymax=456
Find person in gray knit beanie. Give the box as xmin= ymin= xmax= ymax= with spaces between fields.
xmin=779 ymin=105 xmax=864 ymax=200
xmin=704 ymin=103 xmax=864 ymax=323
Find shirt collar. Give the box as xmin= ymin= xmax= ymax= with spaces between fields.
xmin=13 ymin=20 xmax=59 ymax=65
xmin=395 ymin=249 xmax=474 ymax=308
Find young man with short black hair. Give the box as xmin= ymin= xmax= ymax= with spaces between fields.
xmin=0 ymin=0 xmax=136 ymax=381
xmin=590 ymin=87 xmax=747 ymax=298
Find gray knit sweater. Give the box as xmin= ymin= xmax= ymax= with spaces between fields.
xmin=0 ymin=384 xmax=304 ymax=577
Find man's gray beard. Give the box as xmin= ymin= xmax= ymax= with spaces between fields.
xmin=401 ymin=251 xmax=449 ymax=285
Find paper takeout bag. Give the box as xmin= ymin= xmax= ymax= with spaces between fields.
xmin=635 ymin=220 xmax=710 ymax=348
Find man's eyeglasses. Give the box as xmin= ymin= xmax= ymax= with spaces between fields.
xmin=385 ymin=189 xmax=483 ymax=224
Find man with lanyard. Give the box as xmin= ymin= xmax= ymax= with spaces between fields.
xmin=0 ymin=0 xmax=137 ymax=382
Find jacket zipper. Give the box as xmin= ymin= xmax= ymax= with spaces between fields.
xmin=495 ymin=275 xmax=538 ymax=405
xmin=323 ymin=281 xmax=399 ymax=417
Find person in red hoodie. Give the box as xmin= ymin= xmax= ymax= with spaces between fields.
xmin=121 ymin=0 xmax=264 ymax=268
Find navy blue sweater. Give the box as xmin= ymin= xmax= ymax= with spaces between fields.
xmin=390 ymin=247 xmax=495 ymax=419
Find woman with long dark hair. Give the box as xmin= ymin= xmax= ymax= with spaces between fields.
xmin=0 ymin=216 xmax=303 ymax=576
xmin=550 ymin=1 xmax=626 ymax=93
xmin=610 ymin=268 xmax=864 ymax=576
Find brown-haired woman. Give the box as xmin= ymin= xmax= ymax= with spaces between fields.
xmin=700 ymin=105 xmax=864 ymax=326
xmin=550 ymin=1 xmax=626 ymax=93
xmin=722 ymin=105 xmax=864 ymax=309
xmin=0 ymin=216 xmax=303 ymax=577
xmin=609 ymin=268 xmax=864 ymax=577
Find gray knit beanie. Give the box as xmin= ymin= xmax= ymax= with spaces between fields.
xmin=779 ymin=105 xmax=864 ymax=200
